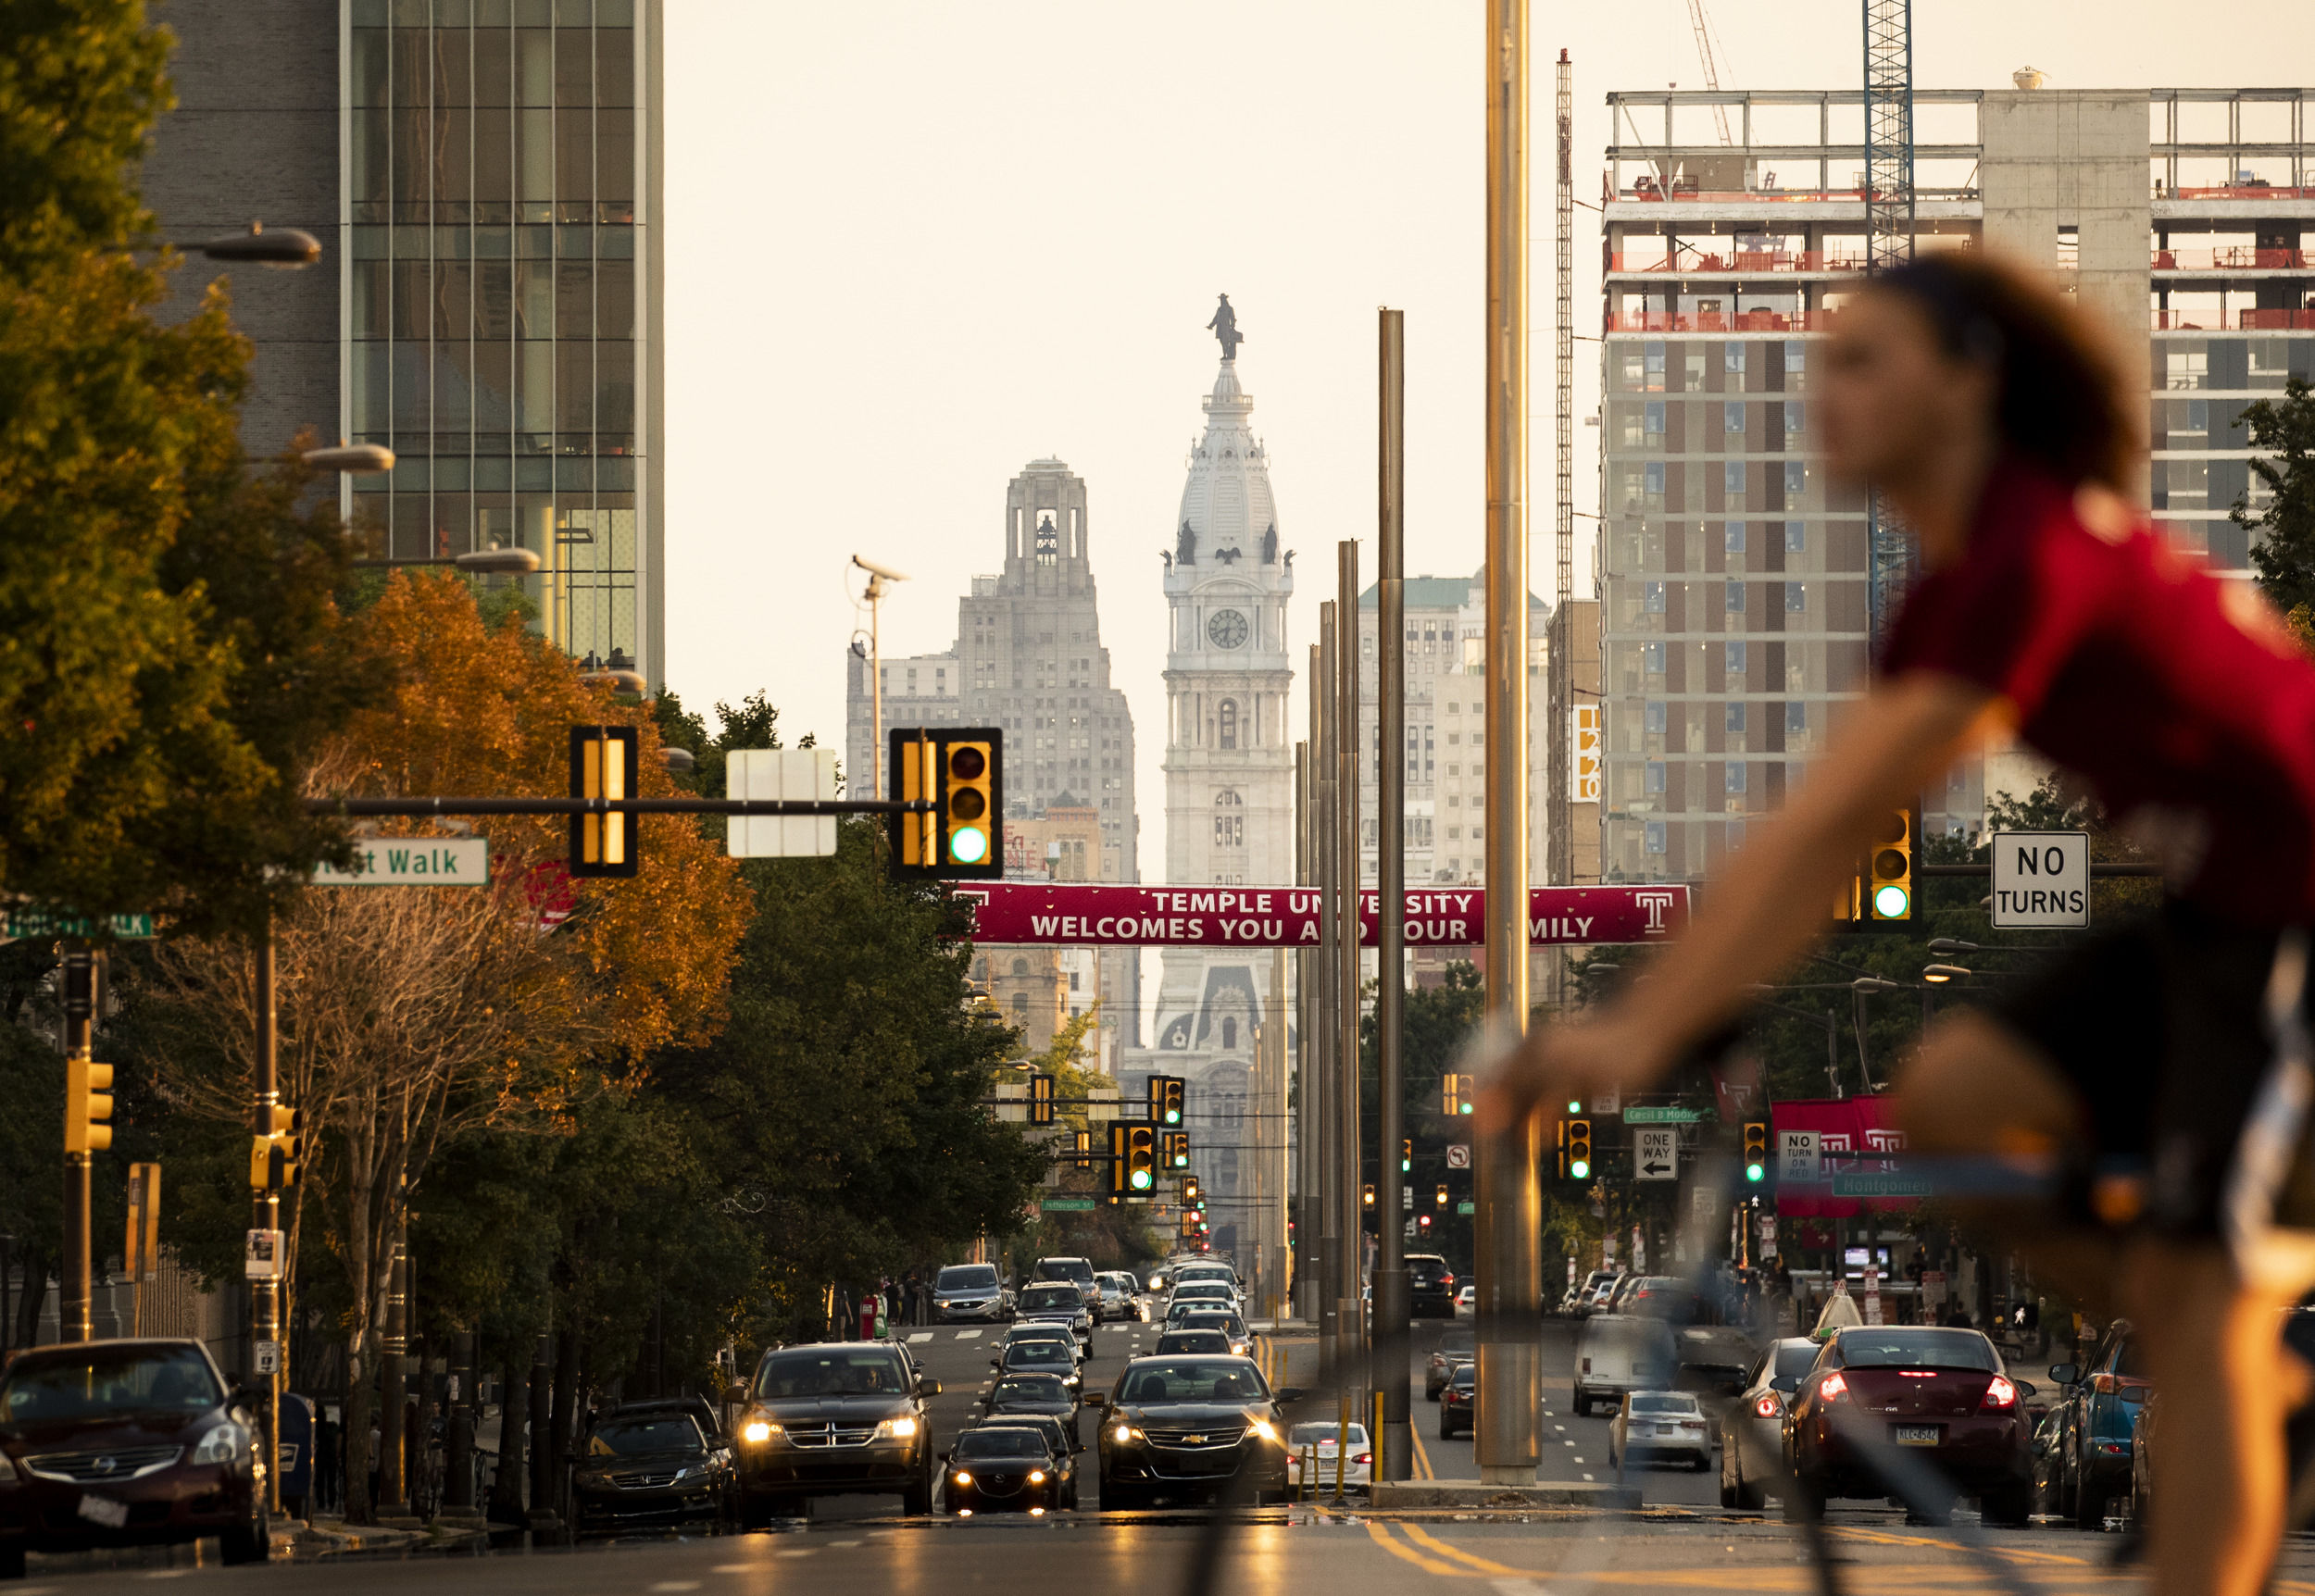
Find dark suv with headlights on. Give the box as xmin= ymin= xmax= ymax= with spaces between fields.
xmin=735 ymin=1342 xmax=942 ymax=1520
xmin=0 ymin=1339 xmax=268 ymax=1577
xmin=1015 ymin=1282 xmax=1094 ymax=1347
xmin=573 ymin=1407 xmax=734 ymax=1533
xmin=932 ymin=1263 xmax=1014 ymax=1324
xmin=1094 ymin=1355 xmax=1298 ymax=1509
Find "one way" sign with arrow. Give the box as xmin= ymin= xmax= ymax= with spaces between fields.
xmin=1634 ymin=1127 xmax=1678 ymax=1181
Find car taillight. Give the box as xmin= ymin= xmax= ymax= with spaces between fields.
xmin=1981 ymin=1375 xmax=2019 ymax=1412
xmin=1818 ymin=1371 xmax=1848 ymax=1403
xmin=1753 ymin=1394 xmax=1780 ymax=1419
xmin=1440 ymin=1273 xmax=1456 ymax=1288
xmin=1354 ymin=1453 xmax=1372 ymax=1465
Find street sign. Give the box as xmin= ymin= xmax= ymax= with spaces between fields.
xmin=1634 ymin=1127 xmax=1678 ymax=1180
xmin=1623 ymin=1105 xmax=1701 ymax=1125
xmin=1572 ymin=704 xmax=1603 ymax=802
xmin=312 ymin=838 xmax=489 ymax=886
xmin=1778 ymin=1130 xmax=1821 ymax=1186
xmin=729 ymin=748 xmax=840 ymax=858
xmin=253 ymin=1340 xmax=280 ymax=1376
xmin=1456 ymin=1201 xmax=1476 ymax=1216
xmin=1039 ymin=1198 xmax=1097 ymax=1212
xmin=1990 ymin=829 xmax=2090 ymax=929
xmin=1401 ymin=1186 xmax=1413 ymax=1209
xmin=2 ymin=910 xmax=156 ymax=940
xmin=1445 ymin=1144 xmax=1470 ymax=1169
xmin=1593 ymin=1088 xmax=1621 ymax=1116
xmin=244 ymin=1228 xmax=285 ymax=1281
xmin=1831 ymin=1172 xmax=1933 ymax=1198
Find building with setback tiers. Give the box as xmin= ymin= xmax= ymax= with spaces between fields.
xmin=845 ymin=459 xmax=1139 ymax=1066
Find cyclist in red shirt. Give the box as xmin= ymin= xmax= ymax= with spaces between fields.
xmin=1484 ymin=253 xmax=2315 ymax=1596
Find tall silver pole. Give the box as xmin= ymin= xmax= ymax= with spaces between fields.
xmin=1314 ymin=612 xmax=1342 ymax=1374
xmin=1374 ymin=309 xmax=1412 ymax=1482
xmin=1478 ymin=0 xmax=1541 ymax=1486
xmin=1334 ymin=542 xmax=1365 ymax=1389
xmin=1550 ymin=48 xmax=1576 ymax=891
xmin=1294 ymin=738 xmax=1314 ymax=1321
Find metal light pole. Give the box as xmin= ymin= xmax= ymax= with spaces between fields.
xmin=1314 ymin=608 xmax=1342 ymax=1374
xmin=59 ymin=947 xmax=103 ymax=1344
xmin=1335 ymin=543 xmax=1365 ymax=1385
xmin=1294 ymin=737 xmax=1313 ymax=1321
xmin=1477 ymin=0 xmax=1542 ymax=1486
xmin=1373 ymin=309 xmax=1412 ymax=1481
xmin=252 ymin=924 xmax=284 ymax=1509
xmin=852 ymin=555 xmax=908 ymax=802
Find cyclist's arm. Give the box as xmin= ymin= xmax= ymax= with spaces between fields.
xmin=1483 ymin=670 xmax=2001 ymax=1124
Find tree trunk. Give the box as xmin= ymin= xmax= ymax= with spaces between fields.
xmin=343 ymin=1340 xmax=373 ymax=1526
xmin=487 ymin=1343 xmax=527 ymax=1525
xmin=525 ymin=1333 xmax=553 ymax=1521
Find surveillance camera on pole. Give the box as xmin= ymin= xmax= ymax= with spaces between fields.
xmin=853 ymin=555 xmax=909 ymax=800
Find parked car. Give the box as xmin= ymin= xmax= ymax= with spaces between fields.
xmin=1439 ymin=1363 xmax=1477 ymax=1438
xmin=1094 ymin=1356 xmax=1297 ymax=1509
xmin=1285 ymin=1422 xmax=1371 ymax=1495
xmin=942 ymin=1425 xmax=1067 ymax=1515
xmin=1407 ymin=1254 xmax=1458 ymax=1318
xmin=1566 ymin=1270 xmax=1618 ymax=1316
xmin=1426 ymin=1327 xmax=1476 ymax=1401
xmin=1720 ymin=1337 xmax=1820 ymax=1510
xmin=2046 ymin=1320 xmax=2148 ymax=1529
xmin=573 ymin=1407 xmax=735 ymax=1534
xmin=2127 ymin=1388 xmax=2161 ymax=1529
xmin=735 ymin=1341 xmax=942 ymax=1520
xmin=0 ymin=1338 xmax=269 ymax=1577
xmin=1572 ymin=1313 xmax=1676 ymax=1416
xmin=1783 ymin=1326 xmax=2034 ymax=1526
xmin=933 ymin=1263 xmax=1015 ymax=1324
xmin=1609 ymin=1390 xmax=1712 ymax=1474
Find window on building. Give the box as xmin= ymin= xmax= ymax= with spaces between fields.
xmin=1785 ymin=582 xmax=1807 ymax=613
xmin=1070 ymin=970 xmax=1082 ymax=991
xmin=1219 ymin=699 xmax=1238 ymax=750
xmin=1726 ymin=762 xmax=1748 ymax=794
xmin=1644 ymin=581 xmax=1665 ymax=614
xmin=1725 ymin=580 xmax=1745 ymax=614
xmin=1724 ymin=521 xmax=1746 ymax=554
xmin=1213 ymin=789 xmax=1244 ymax=848
xmin=1011 ymin=956 xmax=1030 ymax=977
xmin=1725 ymin=641 xmax=1747 ymax=675
xmin=1645 ymin=341 xmax=1666 ymax=385
xmin=1644 ymin=642 xmax=1665 ymax=674
xmin=1784 ymin=340 xmax=1807 ymax=381
xmin=1725 ymin=401 xmax=1746 ymax=432
xmin=1012 ymin=994 xmax=1029 ymax=1016
xmin=1784 ymin=519 xmax=1806 ymax=552
xmin=1645 ymin=821 xmax=1667 ymax=855
xmin=1035 ymin=515 xmax=1059 ymax=566
xmin=1724 ymin=460 xmax=1746 ymax=494
xmin=1644 ymin=701 xmax=1666 ymax=735
xmin=1471 ymin=826 xmax=1483 ymax=841
xmin=1644 ymin=461 xmax=1665 ymax=497
xmin=1784 ymin=460 xmax=1805 ymax=494
xmin=1726 ymin=702 xmax=1747 ymax=733
xmin=1786 ymin=701 xmax=1808 ymax=733
xmin=1725 ymin=343 xmax=1747 ymax=374
xmin=1784 ymin=400 xmax=1805 ymax=438
xmin=1221 ymin=1017 xmax=1237 ymax=1051
xmin=1644 ymin=400 xmax=1665 ymax=435
xmin=1646 ymin=762 xmax=1666 ymax=793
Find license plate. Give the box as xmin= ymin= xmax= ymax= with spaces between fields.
xmin=1893 ymin=1426 xmax=1942 ymax=1446
xmin=77 ymin=1494 xmax=130 ymax=1529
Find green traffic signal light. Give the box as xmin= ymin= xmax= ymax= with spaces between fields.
xmin=1569 ymin=1157 xmax=1591 ymax=1180
xmin=949 ymin=825 xmax=990 ymax=865
xmin=1873 ymin=883 xmax=1910 ymax=917
xmin=1130 ymin=1168 xmax=1152 ymax=1191
xmin=1746 ymin=1160 xmax=1766 ymax=1183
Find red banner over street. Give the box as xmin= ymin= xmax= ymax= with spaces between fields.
xmin=949 ymin=883 xmax=1688 ymax=948
xmin=1771 ymin=1096 xmax=1919 ymax=1219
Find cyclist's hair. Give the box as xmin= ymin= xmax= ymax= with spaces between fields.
xmin=1870 ymin=252 xmax=2137 ymax=492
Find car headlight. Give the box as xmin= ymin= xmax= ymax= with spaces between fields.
xmin=879 ymin=1416 xmax=920 ymax=1440
xmin=1247 ymin=1419 xmax=1279 ymax=1444
xmin=953 ymin=1470 xmax=972 ymax=1487
xmin=742 ymin=1419 xmax=779 ymax=1443
xmin=1112 ymin=1423 xmax=1144 ymax=1444
xmin=190 ymin=1424 xmax=241 ymax=1465
xmin=1029 ymin=1469 xmax=1046 ymax=1484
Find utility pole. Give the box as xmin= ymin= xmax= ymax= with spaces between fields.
xmin=1373 ymin=310 xmax=1412 ymax=1481
xmin=1549 ymin=48 xmax=1575 ymax=892
xmin=1314 ymin=613 xmax=1342 ymax=1374
xmin=251 ymin=923 xmax=285 ymax=1511
xmin=1334 ymin=542 xmax=1365 ymax=1390
xmin=1294 ymin=738 xmax=1313 ymax=1322
xmin=59 ymin=946 xmax=106 ymax=1344
xmin=852 ymin=555 xmax=909 ymax=802
xmin=1479 ymin=0 xmax=1543 ymax=1486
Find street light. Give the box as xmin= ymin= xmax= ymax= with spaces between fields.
xmin=852 ymin=555 xmax=909 ymax=803
xmin=346 ymin=544 xmax=541 ymax=576
xmin=578 ymin=648 xmax=645 ymax=694
xmin=302 ymin=443 xmax=396 ymax=474
xmin=1921 ymin=964 xmax=1974 ymax=984
xmin=194 ymin=221 xmax=322 ymax=268
xmin=1926 ymin=938 xmax=1980 ymax=955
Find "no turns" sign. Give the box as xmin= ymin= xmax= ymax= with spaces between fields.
xmin=1991 ymin=830 xmax=2091 ymax=929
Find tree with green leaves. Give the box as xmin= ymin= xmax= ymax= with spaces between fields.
xmin=2240 ymin=376 xmax=2315 ymax=619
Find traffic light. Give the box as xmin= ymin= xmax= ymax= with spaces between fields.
xmin=1183 ymin=1173 xmax=1201 ymax=1206
xmin=1418 ymin=1213 xmax=1432 ymax=1231
xmin=1836 ymin=799 xmax=1921 ymax=928
xmin=1028 ymin=1073 xmax=1056 ymax=1126
xmin=1124 ymin=1124 xmax=1156 ymax=1200
xmin=1161 ymin=1129 xmax=1190 ymax=1169
xmin=248 ymin=1105 xmax=303 ymax=1191
xmin=1435 ymin=1183 xmax=1449 ymax=1208
xmin=569 ymin=724 xmax=641 ymax=878
xmin=1743 ymin=1120 xmax=1770 ymax=1184
xmin=1402 ymin=1138 xmax=1412 ymax=1174
xmin=1180 ymin=1211 xmax=1201 ymax=1239
xmin=1442 ymin=1073 xmax=1473 ymax=1116
xmin=888 ymin=728 xmax=1005 ymax=879
xmin=1074 ymin=1129 xmax=1093 ymax=1170
xmin=1564 ymin=1117 xmax=1593 ymax=1181
xmin=1149 ymin=1075 xmax=1185 ymax=1127
xmin=64 ymin=1056 xmax=114 ymax=1155
xmin=1362 ymin=1183 xmax=1375 ymax=1209
xmin=1107 ymin=1121 xmax=1132 ymax=1203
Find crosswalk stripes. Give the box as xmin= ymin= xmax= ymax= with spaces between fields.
xmin=906 ymin=1331 xmax=932 ymax=1343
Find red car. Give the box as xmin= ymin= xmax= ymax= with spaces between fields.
xmin=1783 ymin=1326 xmax=2035 ymax=1524
xmin=0 ymin=1339 xmax=269 ymax=1577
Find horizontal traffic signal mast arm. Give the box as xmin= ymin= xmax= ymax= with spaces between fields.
xmin=1917 ymin=862 xmax=2159 ymax=877
xmin=305 ymin=797 xmax=932 ymax=816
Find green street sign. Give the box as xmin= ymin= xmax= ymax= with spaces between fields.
xmin=1456 ymin=1201 xmax=1476 ymax=1216
xmin=1039 ymin=1198 xmax=1097 ymax=1212
xmin=1830 ymin=1174 xmax=1933 ymax=1199
xmin=1622 ymin=1105 xmax=1702 ymax=1125
xmin=3 ymin=910 xmax=156 ymax=941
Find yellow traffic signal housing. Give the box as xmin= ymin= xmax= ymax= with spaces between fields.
xmin=1402 ymin=1138 xmax=1412 ymax=1173
xmin=1161 ymin=1129 xmax=1189 ymax=1169
xmin=1361 ymin=1183 xmax=1375 ymax=1209
xmin=1743 ymin=1120 xmax=1771 ymax=1183
xmin=1183 ymin=1173 xmax=1201 ymax=1205
xmin=1834 ymin=798 xmax=1921 ymax=929
xmin=1180 ymin=1211 xmax=1201 ymax=1239
xmin=1074 ymin=1129 xmax=1093 ymax=1170
xmin=64 ymin=1057 xmax=113 ymax=1155
xmin=1107 ymin=1121 xmax=1132 ymax=1203
xmin=1442 ymin=1073 xmax=1473 ymax=1116
xmin=888 ymin=727 xmax=1005 ymax=880
xmin=1149 ymin=1074 xmax=1185 ymax=1127
xmin=1435 ymin=1183 xmax=1449 ymax=1208
xmin=569 ymin=725 xmax=642 ymax=879
xmin=249 ymin=1104 xmax=304 ymax=1191
xmin=1028 ymin=1073 xmax=1056 ymax=1127
xmin=1564 ymin=1117 xmax=1593 ymax=1180
xmin=1123 ymin=1125 xmax=1156 ymax=1200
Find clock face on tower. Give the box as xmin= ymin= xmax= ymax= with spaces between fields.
xmin=1207 ymin=608 xmax=1250 ymax=650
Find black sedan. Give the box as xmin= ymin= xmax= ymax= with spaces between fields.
xmin=994 ymin=1338 xmax=1082 ymax=1393
xmin=943 ymin=1426 xmax=1065 ymax=1515
xmin=1439 ymin=1363 xmax=1476 ymax=1438
xmin=573 ymin=1410 xmax=734 ymax=1533
xmin=0 ymin=1339 xmax=269 ymax=1577
xmin=982 ymin=1374 xmax=1081 ymax=1445
xmin=972 ymin=1415 xmax=1080 ymax=1507
xmin=1094 ymin=1356 xmax=1298 ymax=1509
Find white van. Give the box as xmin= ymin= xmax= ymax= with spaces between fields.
xmin=1573 ymin=1313 xmax=1678 ymax=1416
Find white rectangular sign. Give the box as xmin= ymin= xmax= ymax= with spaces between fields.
xmin=1633 ymin=1127 xmax=1678 ymax=1180
xmin=1991 ymin=829 xmax=2090 ymax=929
xmin=1572 ymin=704 xmax=1603 ymax=803
xmin=728 ymin=748 xmax=840 ymax=858
xmin=312 ymin=838 xmax=489 ymax=886
xmin=1779 ymin=1130 xmax=1821 ymax=1186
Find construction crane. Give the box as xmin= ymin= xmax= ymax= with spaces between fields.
xmin=1862 ymin=0 xmax=1916 ymax=641
xmin=1684 ymin=0 xmax=1733 ymax=144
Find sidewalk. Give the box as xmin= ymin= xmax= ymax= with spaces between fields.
xmin=282 ymin=1515 xmax=494 ymax=1558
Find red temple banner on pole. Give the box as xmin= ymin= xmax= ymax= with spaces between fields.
xmin=1771 ymin=1096 xmax=1919 ymax=1218
xmin=949 ymin=883 xmax=1688 ymax=948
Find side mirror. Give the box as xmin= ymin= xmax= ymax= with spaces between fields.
xmin=1274 ymin=1387 xmax=1306 ymax=1403
xmin=919 ymin=1378 xmax=943 ymax=1397
xmin=2048 ymin=1364 xmax=2080 ymax=1386
xmin=2013 ymin=1379 xmax=2038 ymax=1401
xmin=2118 ymin=1383 xmax=2146 ymax=1404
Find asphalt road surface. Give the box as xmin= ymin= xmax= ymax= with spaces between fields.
xmin=24 ymin=1307 xmax=2315 ymax=1595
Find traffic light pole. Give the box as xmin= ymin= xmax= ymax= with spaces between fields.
xmin=1294 ymin=736 xmax=1314 ymax=1324
xmin=1372 ymin=309 xmax=1412 ymax=1483
xmin=1477 ymin=0 xmax=1543 ymax=1487
xmin=59 ymin=946 xmax=98 ymax=1344
xmin=1313 ymin=605 xmax=1343 ymax=1377
xmin=252 ymin=915 xmax=283 ymax=1513
xmin=1335 ymin=542 xmax=1365 ymax=1393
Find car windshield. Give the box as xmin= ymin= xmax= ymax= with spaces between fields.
xmin=588 ymin=1417 xmax=703 ymax=1456
xmin=0 ymin=1346 xmax=222 ymax=1423
xmin=1020 ymin=1285 xmax=1082 ymax=1311
xmin=955 ymin=1428 xmax=1049 ymax=1459
xmin=1288 ymin=1423 xmax=1369 ymax=1446
xmin=1172 ymin=1283 xmax=1230 ymax=1298
xmin=992 ymin=1377 xmax=1069 ymax=1403
xmin=1007 ymin=1342 xmax=1074 ymax=1367
xmin=1179 ymin=1312 xmax=1244 ymax=1332
xmin=1773 ymin=1343 xmax=1821 ymax=1380
xmin=1035 ymin=1261 xmax=1095 ymax=1283
xmin=1157 ymin=1332 xmax=1231 ymax=1353
xmin=754 ymin=1350 xmax=910 ymax=1398
xmin=1118 ymin=1360 xmax=1270 ymax=1403
xmin=2113 ymin=1338 xmax=2146 ymax=1379
xmin=937 ymin=1266 xmax=998 ymax=1291
xmin=1837 ymin=1329 xmax=1999 ymax=1372
xmin=1631 ymin=1394 xmax=1698 ymax=1415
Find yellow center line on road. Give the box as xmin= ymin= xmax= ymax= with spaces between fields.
xmin=1408 ymin=1417 xmax=1435 ymax=1479
xmin=1828 ymin=1525 xmax=2096 ymax=1568
xmin=1363 ymin=1519 xmax=1471 ymax=1577
xmin=1397 ymin=1521 xmax=1539 ymax=1576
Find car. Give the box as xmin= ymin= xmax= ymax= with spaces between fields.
xmin=1169 ymin=1263 xmax=1244 ymax=1306
xmin=1674 ymin=1323 xmax=1758 ymax=1399
xmin=942 ymin=1425 xmax=1066 ymax=1515
xmin=1721 ymin=1337 xmax=1820 ymax=1509
xmin=1094 ymin=1356 xmax=1297 ymax=1509
xmin=604 ymin=1394 xmax=727 ymax=1447
xmin=1015 ymin=1281 xmax=1095 ymax=1346
xmin=1455 ymin=1285 xmax=1477 ymax=1315
xmin=982 ymin=1373 xmax=1082 ymax=1445
xmin=1623 ymin=1276 xmax=1705 ymax=1323
xmin=1285 ymin=1421 xmax=1371 ymax=1495
xmin=2046 ymin=1320 xmax=2148 ymax=1528
xmin=2031 ymin=1404 xmax=2068 ymax=1516
xmin=573 ymin=1407 xmax=735 ymax=1533
xmin=2127 ymin=1388 xmax=2161 ymax=1529
xmin=1169 ymin=1309 xmax=1253 ymax=1355
xmin=1572 ymin=1312 xmax=1676 ymax=1416
xmin=1156 ymin=1330 xmax=1233 ymax=1355
xmin=1783 ymin=1326 xmax=2035 ymax=1526
xmin=1567 ymin=1269 xmax=1618 ymax=1317
xmin=1033 ymin=1257 xmax=1100 ymax=1303
xmin=1426 ymin=1327 xmax=1475 ymax=1401
xmin=993 ymin=1337 xmax=1082 ymax=1391
xmin=973 ymin=1415 xmax=1082 ymax=1506
xmin=1603 ymin=1273 xmax=1646 ymax=1315
xmin=1439 ymin=1363 xmax=1476 ymax=1437
xmin=933 ymin=1263 xmax=1015 ymax=1323
xmin=734 ymin=1341 xmax=942 ymax=1521
xmin=1163 ymin=1281 xmax=1237 ymax=1318
xmin=999 ymin=1320 xmax=1084 ymax=1364
xmin=1095 ymin=1271 xmax=1146 ymax=1322
xmin=1407 ymin=1253 xmax=1458 ymax=1318
xmin=1609 ymin=1390 xmax=1712 ymax=1474
xmin=0 ymin=1337 xmax=269 ymax=1577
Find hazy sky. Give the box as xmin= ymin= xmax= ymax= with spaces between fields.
xmin=662 ymin=1 xmax=2315 ymax=858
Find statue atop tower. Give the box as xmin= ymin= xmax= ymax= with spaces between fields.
xmin=1207 ymin=293 xmax=1245 ymax=361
